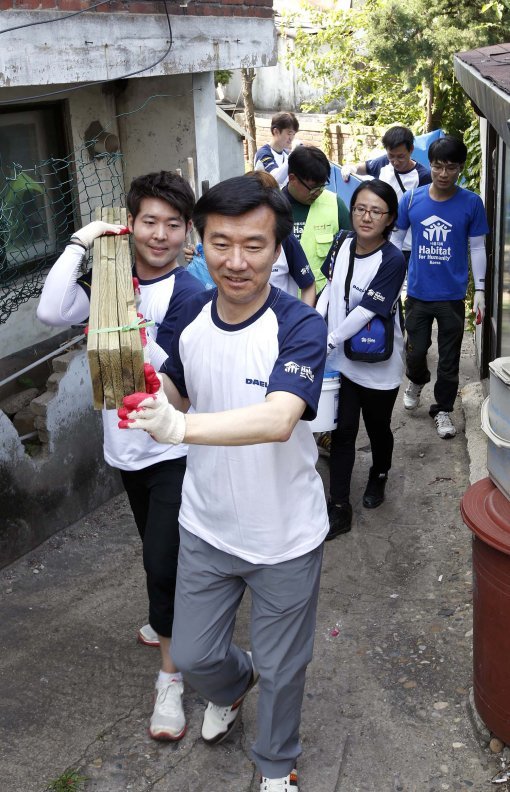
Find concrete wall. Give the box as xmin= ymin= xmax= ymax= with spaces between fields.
xmin=1 ymin=298 xmax=64 ymax=355
xmin=217 ymin=115 xmax=246 ymax=181
xmin=223 ymin=34 xmax=321 ymax=113
xmin=115 ymin=74 xmax=196 ymax=189
xmin=0 ymin=12 xmax=276 ymax=90
xmin=0 ymin=347 xmax=120 ymax=568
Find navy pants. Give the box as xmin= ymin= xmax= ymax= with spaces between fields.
xmin=120 ymin=457 xmax=186 ymax=638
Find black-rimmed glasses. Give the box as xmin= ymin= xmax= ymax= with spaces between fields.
xmin=293 ymin=174 xmax=327 ymax=196
xmin=352 ymin=205 xmax=389 ymax=220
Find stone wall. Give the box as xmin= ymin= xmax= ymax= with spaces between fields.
xmin=0 ymin=346 xmax=120 ymax=568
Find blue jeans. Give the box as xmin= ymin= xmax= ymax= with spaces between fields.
xmin=404 ymin=296 xmax=465 ymax=413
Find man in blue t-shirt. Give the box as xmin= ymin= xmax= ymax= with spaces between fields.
xmin=118 ymin=175 xmax=328 ymax=792
xmin=341 ymin=125 xmax=431 ymax=258
xmin=392 ymin=136 xmax=489 ymax=439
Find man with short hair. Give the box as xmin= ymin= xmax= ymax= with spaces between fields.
xmin=37 ymin=171 xmax=204 ymax=742
xmin=341 ymin=125 xmax=432 ymax=258
xmin=284 ymin=145 xmax=350 ymax=292
xmin=254 ymin=111 xmax=300 ymax=187
xmin=392 ymin=135 xmax=489 ymax=439
xmin=118 ymin=175 xmax=329 ymax=792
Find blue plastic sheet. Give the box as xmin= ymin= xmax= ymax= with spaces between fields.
xmin=186 ymin=242 xmax=216 ymax=290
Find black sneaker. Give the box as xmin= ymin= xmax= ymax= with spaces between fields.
xmin=325 ymin=502 xmax=352 ymax=540
xmin=362 ymin=471 xmax=388 ymax=509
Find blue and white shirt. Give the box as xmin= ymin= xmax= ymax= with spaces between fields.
xmin=396 ymin=185 xmax=490 ymax=301
xmin=321 ymin=234 xmax=406 ymax=390
xmin=270 ymin=234 xmax=314 ymax=297
xmin=366 ymin=155 xmax=431 ymax=251
xmin=161 ymin=287 xmax=329 ymax=564
xmin=254 ymin=143 xmax=289 ymax=186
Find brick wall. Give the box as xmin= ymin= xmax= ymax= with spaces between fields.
xmin=250 ymin=114 xmax=384 ymax=165
xmin=1 ymin=0 xmax=273 ymax=17
xmin=236 ymin=112 xmax=384 ymax=166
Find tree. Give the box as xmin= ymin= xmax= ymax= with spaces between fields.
xmin=285 ymin=0 xmax=510 ymax=136
xmin=366 ymin=0 xmax=510 ymax=134
xmin=242 ymin=68 xmax=257 ymax=169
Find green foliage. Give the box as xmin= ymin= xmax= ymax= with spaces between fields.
xmin=286 ymin=0 xmax=510 ymax=137
xmin=214 ymin=70 xmax=233 ymax=86
xmin=463 ymin=115 xmax=483 ymax=193
xmin=46 ymin=769 xmax=88 ymax=792
xmin=285 ymin=4 xmax=423 ymax=130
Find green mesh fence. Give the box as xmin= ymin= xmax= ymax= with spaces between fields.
xmin=0 ymin=146 xmax=125 ymax=324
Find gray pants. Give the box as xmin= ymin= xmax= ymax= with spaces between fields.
xmin=172 ymin=527 xmax=324 ymax=778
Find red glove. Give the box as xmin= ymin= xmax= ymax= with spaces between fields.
xmin=117 ymin=364 xmax=186 ymax=444
xmin=137 ymin=312 xmax=147 ymax=348
xmin=118 ymin=364 xmax=160 ymax=424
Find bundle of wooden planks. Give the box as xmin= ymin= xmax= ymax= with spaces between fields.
xmin=87 ymin=207 xmax=145 ymax=410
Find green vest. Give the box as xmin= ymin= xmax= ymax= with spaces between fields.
xmin=299 ymin=190 xmax=339 ymax=292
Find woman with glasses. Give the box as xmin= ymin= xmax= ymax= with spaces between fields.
xmin=316 ymin=179 xmax=407 ymax=539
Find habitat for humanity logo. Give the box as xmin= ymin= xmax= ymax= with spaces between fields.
xmin=284 ymin=361 xmax=314 ymax=383
xmin=419 ymin=215 xmax=453 ymax=263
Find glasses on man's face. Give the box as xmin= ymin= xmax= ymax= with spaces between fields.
xmin=294 ymin=174 xmax=327 ymax=196
xmin=430 ymin=163 xmax=461 ymax=174
xmin=352 ymin=205 xmax=389 ymax=220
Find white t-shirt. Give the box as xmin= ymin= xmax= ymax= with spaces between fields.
xmin=325 ymin=235 xmax=406 ymax=390
xmin=161 ymin=287 xmax=329 ymax=564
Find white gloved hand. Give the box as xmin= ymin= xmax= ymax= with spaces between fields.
xmin=473 ymin=290 xmax=485 ymax=324
xmin=326 ymin=332 xmax=337 ymax=352
xmin=70 ymin=221 xmax=129 ymax=250
xmin=341 ymin=164 xmax=356 ymax=182
xmin=118 ymin=374 xmax=186 ymax=445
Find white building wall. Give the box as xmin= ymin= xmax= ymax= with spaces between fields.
xmin=222 ymin=33 xmax=322 ymax=113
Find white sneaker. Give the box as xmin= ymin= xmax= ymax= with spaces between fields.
xmin=403 ymin=380 xmax=424 ymax=410
xmin=434 ymin=411 xmax=456 ymax=439
xmin=260 ymin=769 xmax=298 ymax=791
xmin=138 ymin=623 xmax=160 ymax=647
xmin=149 ymin=677 xmax=186 ymax=741
xmin=201 ymin=651 xmax=259 ymax=745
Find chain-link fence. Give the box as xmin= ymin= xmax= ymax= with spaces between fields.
xmin=0 ymin=145 xmax=125 ymax=324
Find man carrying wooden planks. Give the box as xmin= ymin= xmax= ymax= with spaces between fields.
xmin=37 ymin=171 xmax=204 ymax=742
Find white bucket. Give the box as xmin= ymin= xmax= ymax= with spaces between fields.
xmin=481 ymin=396 xmax=510 ymax=500
xmin=309 ymin=371 xmax=340 ymax=432
xmin=488 ymin=357 xmax=510 ymax=443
